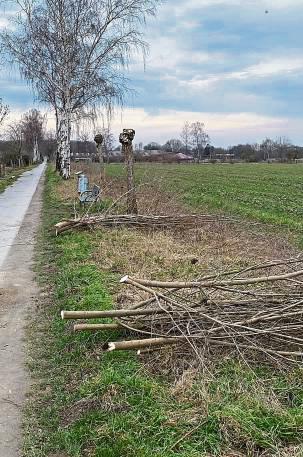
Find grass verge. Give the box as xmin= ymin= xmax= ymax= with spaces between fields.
xmin=0 ymin=165 xmax=35 ymax=193
xmin=24 ymin=166 xmax=303 ymax=457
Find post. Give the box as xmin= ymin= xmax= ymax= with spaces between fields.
xmin=119 ymin=129 xmax=138 ymax=214
xmin=94 ymin=134 xmax=104 ymax=184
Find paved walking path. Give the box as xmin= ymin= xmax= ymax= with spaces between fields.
xmin=0 ymin=163 xmax=46 ymax=456
xmin=0 ymin=163 xmax=46 ymax=268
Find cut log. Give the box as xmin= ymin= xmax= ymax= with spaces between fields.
xmin=124 ymin=269 xmax=303 ymax=289
xmin=74 ymin=323 xmax=122 ymax=331
xmin=104 ymin=336 xmax=182 ymax=352
xmin=61 ymin=308 xmax=169 ymax=320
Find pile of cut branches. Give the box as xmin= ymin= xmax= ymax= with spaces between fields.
xmin=62 ymin=258 xmax=303 ymax=365
xmin=55 ymin=213 xmax=232 ymax=235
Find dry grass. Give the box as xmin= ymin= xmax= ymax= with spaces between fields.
xmin=25 ymin=165 xmax=303 ymax=457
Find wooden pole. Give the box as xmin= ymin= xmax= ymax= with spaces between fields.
xmin=61 ymin=308 xmax=169 ymax=320
xmin=119 ymin=129 xmax=138 ymax=214
xmin=104 ymin=337 xmax=182 ymax=352
xmin=122 ymin=270 xmax=303 ymax=289
xmin=74 ymin=323 xmax=122 ymax=331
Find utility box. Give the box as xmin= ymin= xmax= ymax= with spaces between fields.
xmin=78 ymin=174 xmax=89 ymax=194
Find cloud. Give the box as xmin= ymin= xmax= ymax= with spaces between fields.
xmin=1 ymin=0 xmax=303 ymax=146
xmin=108 ymin=108 xmax=302 ymax=147
xmin=179 ymin=56 xmax=303 ymax=89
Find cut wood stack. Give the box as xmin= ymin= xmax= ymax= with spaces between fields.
xmin=61 ymin=258 xmax=303 ymax=365
xmin=55 ymin=213 xmax=233 ymax=235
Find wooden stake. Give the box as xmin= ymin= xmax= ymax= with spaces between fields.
xmin=104 ymin=337 xmax=182 ymax=352
xmin=74 ymin=323 xmax=122 ymax=331
xmin=61 ymin=308 xmax=169 ymax=320
xmin=124 ymin=269 xmax=303 ymax=289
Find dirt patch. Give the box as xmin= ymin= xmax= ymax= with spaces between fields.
xmin=60 ymin=393 xmax=131 ymax=427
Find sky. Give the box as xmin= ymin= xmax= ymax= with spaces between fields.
xmin=1 ymin=0 xmax=303 ymax=147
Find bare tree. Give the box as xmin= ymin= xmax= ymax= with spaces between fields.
xmin=0 ymin=98 xmax=9 ymax=175
xmin=276 ymin=136 xmax=292 ymax=162
xmin=0 ymin=98 xmax=8 ymax=127
xmin=261 ymin=138 xmax=276 ymax=162
xmin=21 ymin=109 xmax=45 ymax=163
xmin=2 ymin=0 xmax=160 ymax=179
xmin=163 ymin=138 xmax=183 ymax=153
xmin=7 ymin=121 xmax=23 ymax=167
xmin=101 ymin=127 xmax=115 ymax=163
xmin=181 ymin=121 xmax=191 ymax=154
xmin=190 ymin=121 xmax=209 ymax=162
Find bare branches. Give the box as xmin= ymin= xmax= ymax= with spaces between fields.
xmin=54 ymin=214 xmax=232 ymax=235
xmin=2 ymin=0 xmax=160 ymax=177
xmin=62 ymin=258 xmax=303 ymax=365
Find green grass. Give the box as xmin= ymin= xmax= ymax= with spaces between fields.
xmin=24 ymin=166 xmax=303 ymax=457
xmin=107 ymin=162 xmax=303 ymax=239
xmin=0 ymin=165 xmax=35 ymax=193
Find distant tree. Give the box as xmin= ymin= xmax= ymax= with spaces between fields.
xmin=41 ymin=131 xmax=57 ymax=160
xmin=204 ymin=143 xmax=215 ymax=159
xmin=21 ymin=109 xmax=45 ymax=162
xmin=276 ymin=136 xmax=292 ymax=162
xmin=7 ymin=121 xmax=23 ymax=166
xmin=99 ymin=127 xmax=115 ymax=163
xmin=230 ymin=144 xmax=256 ymax=162
xmin=0 ymin=99 xmax=9 ymax=173
xmin=0 ymin=99 xmax=8 ymax=127
xmin=181 ymin=121 xmax=191 ymax=154
xmin=163 ymin=139 xmax=183 ymax=153
xmin=260 ymin=138 xmax=276 ymax=162
xmin=144 ymin=142 xmax=162 ymax=151
xmin=189 ymin=121 xmax=209 ymax=161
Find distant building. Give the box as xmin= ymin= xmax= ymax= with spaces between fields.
xmin=175 ymin=153 xmax=194 ymax=162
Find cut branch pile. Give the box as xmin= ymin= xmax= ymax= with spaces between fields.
xmin=55 ymin=213 xmax=232 ymax=235
xmin=62 ymin=258 xmax=303 ymax=365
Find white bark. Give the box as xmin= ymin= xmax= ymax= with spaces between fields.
xmin=57 ymin=108 xmax=71 ymax=179
xmin=33 ymin=136 xmax=39 ymax=163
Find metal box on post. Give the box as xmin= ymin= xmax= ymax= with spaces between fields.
xmin=78 ymin=174 xmax=89 ymax=194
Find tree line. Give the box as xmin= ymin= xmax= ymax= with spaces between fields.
xmin=141 ymin=122 xmax=303 ymax=163
xmin=0 ymin=0 xmax=161 ymax=179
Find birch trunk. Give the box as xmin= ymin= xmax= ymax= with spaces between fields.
xmin=57 ymin=108 xmax=71 ymax=179
xmin=33 ymin=136 xmax=39 ymax=163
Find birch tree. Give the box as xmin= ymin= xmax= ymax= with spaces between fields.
xmin=2 ymin=0 xmax=159 ymax=178
xmin=21 ymin=109 xmax=45 ymax=163
xmin=190 ymin=121 xmax=209 ymax=162
xmin=181 ymin=121 xmax=191 ymax=154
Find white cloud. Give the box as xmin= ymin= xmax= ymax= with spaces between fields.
xmin=109 ymin=107 xmax=300 ymax=146
xmin=3 ymin=105 xmax=302 ymax=147
xmin=179 ymin=56 xmax=303 ymax=90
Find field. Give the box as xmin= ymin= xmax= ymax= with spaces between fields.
xmin=108 ymin=163 xmax=303 ymax=240
xmin=24 ymin=164 xmax=303 ymax=457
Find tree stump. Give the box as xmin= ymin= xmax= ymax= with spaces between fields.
xmin=94 ymin=133 xmax=104 ymax=185
xmin=119 ymin=129 xmax=138 ymax=214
